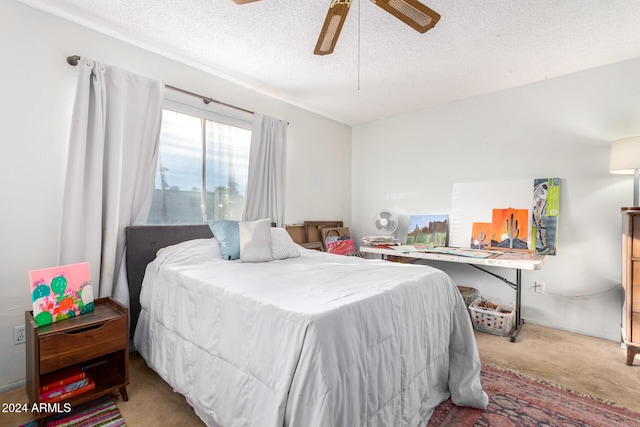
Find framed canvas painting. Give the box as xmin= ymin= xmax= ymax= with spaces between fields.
xmin=490 ymin=208 xmax=529 ymax=250
xmin=406 ymin=215 xmax=449 ymax=248
xmin=29 ymin=262 xmax=94 ymax=327
xmin=532 ymin=177 xmax=560 ymax=255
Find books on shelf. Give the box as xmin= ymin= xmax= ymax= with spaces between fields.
xmin=39 ymin=366 xmax=87 ymax=393
xmin=39 ymin=375 xmax=95 ymax=403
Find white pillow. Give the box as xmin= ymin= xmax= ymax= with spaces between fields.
xmin=156 ymin=237 xmax=222 ymax=260
xmin=271 ymin=227 xmax=301 ymax=260
xmin=209 ymin=237 xmax=223 ymax=259
xmin=239 ymin=219 xmax=273 ymax=263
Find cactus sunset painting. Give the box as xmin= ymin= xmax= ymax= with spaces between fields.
xmin=471 ymin=222 xmax=492 ymax=249
xmin=490 ymin=208 xmax=529 ymax=250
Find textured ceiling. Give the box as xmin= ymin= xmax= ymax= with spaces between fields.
xmin=17 ymin=0 xmax=640 ymax=126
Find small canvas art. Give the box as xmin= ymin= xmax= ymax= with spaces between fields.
xmin=29 ymin=262 xmax=94 ymax=327
xmin=470 ymin=222 xmax=492 ymax=249
xmin=406 ymin=215 xmax=449 ymax=248
xmin=532 ymin=178 xmax=560 ymax=255
xmin=325 ymin=237 xmax=356 ymax=255
xmin=490 ymin=208 xmax=529 ymax=250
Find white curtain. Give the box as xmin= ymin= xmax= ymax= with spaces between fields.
xmin=58 ymin=57 xmax=164 ymax=298
xmin=242 ymin=113 xmax=288 ymax=226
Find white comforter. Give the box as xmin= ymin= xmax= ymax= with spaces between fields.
xmin=134 ymin=238 xmax=488 ymax=427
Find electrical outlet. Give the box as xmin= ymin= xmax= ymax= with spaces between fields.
xmin=14 ymin=325 xmax=25 ymax=345
xmin=535 ymin=281 xmax=546 ymax=294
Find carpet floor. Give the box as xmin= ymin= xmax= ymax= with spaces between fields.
xmin=3 ymin=323 xmax=640 ymax=426
xmin=428 ymin=365 xmax=640 ymax=426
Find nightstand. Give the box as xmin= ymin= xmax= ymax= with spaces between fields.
xmin=26 ymin=297 xmax=129 ymax=424
xmin=621 ymin=208 xmax=640 ymax=365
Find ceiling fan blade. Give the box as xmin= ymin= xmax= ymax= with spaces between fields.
xmin=232 ymin=0 xmax=260 ymax=4
xmin=371 ymin=0 xmax=440 ymax=33
xmin=314 ymin=0 xmax=352 ymax=56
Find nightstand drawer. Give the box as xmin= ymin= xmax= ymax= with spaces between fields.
xmin=39 ymin=316 xmax=127 ymax=374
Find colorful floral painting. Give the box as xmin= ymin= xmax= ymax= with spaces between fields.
xmin=29 ymin=262 xmax=94 ymax=327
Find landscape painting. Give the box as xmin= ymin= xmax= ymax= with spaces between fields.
xmin=490 ymin=208 xmax=529 ymax=250
xmin=406 ymin=214 xmax=449 ymax=248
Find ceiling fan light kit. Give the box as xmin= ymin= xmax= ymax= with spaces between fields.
xmin=232 ymin=0 xmax=440 ymax=55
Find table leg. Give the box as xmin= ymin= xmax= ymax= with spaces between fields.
xmin=510 ymin=268 xmax=523 ymax=342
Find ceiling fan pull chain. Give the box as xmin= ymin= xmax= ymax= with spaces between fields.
xmin=358 ymin=0 xmax=361 ymax=91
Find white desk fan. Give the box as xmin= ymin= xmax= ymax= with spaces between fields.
xmin=362 ymin=210 xmax=401 ymax=247
xmin=374 ymin=210 xmax=399 ymax=235
xmin=362 ymin=209 xmax=400 ymax=246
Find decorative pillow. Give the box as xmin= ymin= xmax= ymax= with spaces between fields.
xmin=239 ymin=219 xmax=273 ymax=263
xmin=207 ymin=220 xmax=240 ymax=260
xmin=271 ymin=227 xmax=301 ymax=260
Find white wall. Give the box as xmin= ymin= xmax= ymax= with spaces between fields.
xmin=0 ymin=1 xmax=351 ymax=390
xmin=352 ymin=57 xmax=640 ymax=342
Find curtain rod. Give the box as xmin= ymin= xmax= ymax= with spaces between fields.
xmin=66 ymin=55 xmax=254 ymax=116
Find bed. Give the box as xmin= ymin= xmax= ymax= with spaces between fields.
xmin=127 ymin=224 xmax=488 ymax=426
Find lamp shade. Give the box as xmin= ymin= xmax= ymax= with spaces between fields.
xmin=610 ymin=137 xmax=640 ymax=174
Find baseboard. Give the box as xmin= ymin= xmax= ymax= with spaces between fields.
xmin=524 ymin=319 xmax=619 ymax=342
xmin=0 ymin=378 xmax=25 ymax=393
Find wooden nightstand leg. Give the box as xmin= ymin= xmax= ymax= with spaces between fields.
xmin=119 ymin=386 xmax=129 ymax=401
xmin=627 ymin=346 xmax=640 ymax=366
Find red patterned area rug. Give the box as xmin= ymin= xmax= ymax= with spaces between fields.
xmin=19 ymin=395 xmax=125 ymax=427
xmin=428 ymin=365 xmax=640 ymax=426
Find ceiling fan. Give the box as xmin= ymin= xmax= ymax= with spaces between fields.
xmin=231 ymin=0 xmax=441 ymax=56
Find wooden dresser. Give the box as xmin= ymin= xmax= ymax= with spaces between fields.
xmin=621 ymin=208 xmax=640 ymax=365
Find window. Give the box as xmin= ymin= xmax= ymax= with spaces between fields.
xmin=147 ymin=101 xmax=251 ymax=224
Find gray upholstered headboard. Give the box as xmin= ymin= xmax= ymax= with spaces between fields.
xmin=125 ymin=224 xmax=213 ymax=338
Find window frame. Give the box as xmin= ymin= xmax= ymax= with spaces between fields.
xmin=148 ymin=98 xmax=252 ymax=224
